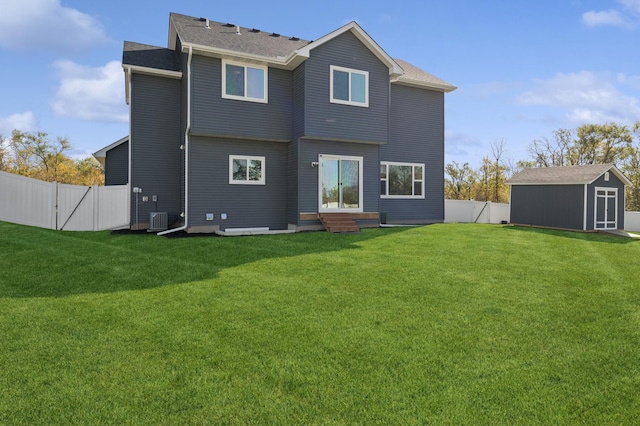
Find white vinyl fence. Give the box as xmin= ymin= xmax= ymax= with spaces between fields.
xmin=625 ymin=212 xmax=640 ymax=232
xmin=445 ymin=199 xmax=510 ymax=224
xmin=0 ymin=170 xmax=129 ymax=231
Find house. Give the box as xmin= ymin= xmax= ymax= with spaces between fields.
xmin=506 ymin=164 xmax=632 ymax=231
xmin=95 ymin=13 xmax=456 ymax=234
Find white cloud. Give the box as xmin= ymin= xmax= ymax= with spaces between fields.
xmin=517 ymin=71 xmax=640 ymax=124
xmin=582 ymin=10 xmax=626 ymax=27
xmin=619 ymin=0 xmax=640 ymax=13
xmin=0 ymin=0 xmax=109 ymax=53
xmin=0 ymin=111 xmax=37 ymax=135
xmin=50 ymin=60 xmax=127 ymax=123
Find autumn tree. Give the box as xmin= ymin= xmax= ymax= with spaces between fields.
xmin=445 ymin=161 xmax=476 ymax=200
xmin=2 ymin=130 xmax=104 ymax=185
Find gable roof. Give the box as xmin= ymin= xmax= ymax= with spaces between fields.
xmin=93 ymin=136 xmax=128 ymax=167
xmin=506 ymin=164 xmax=632 ymax=186
xmin=164 ymin=12 xmax=454 ymax=90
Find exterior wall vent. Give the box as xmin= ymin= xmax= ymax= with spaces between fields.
xmin=149 ymin=212 xmax=168 ymax=231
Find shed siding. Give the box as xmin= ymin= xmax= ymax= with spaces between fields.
xmin=190 ymin=55 xmax=292 ymax=141
xmin=297 ymin=139 xmax=379 ymax=225
xmin=303 ymin=31 xmax=389 ymax=143
xmin=188 ymin=136 xmax=288 ymax=230
xmin=510 ymin=185 xmax=584 ymax=230
xmin=105 ymin=141 xmax=129 ymax=186
xmin=130 ymin=74 xmax=182 ymax=227
xmin=379 ymin=84 xmax=445 ymax=223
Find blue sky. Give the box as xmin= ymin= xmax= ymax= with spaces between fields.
xmin=1 ymin=0 xmax=639 ymax=168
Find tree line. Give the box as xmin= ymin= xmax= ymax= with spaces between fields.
xmin=445 ymin=121 xmax=640 ymax=211
xmin=0 ymin=130 xmax=104 ymax=186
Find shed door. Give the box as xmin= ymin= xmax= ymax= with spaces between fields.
xmin=594 ymin=187 xmax=618 ymax=230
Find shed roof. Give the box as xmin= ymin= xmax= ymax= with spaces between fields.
xmin=123 ymin=41 xmax=181 ymax=72
xmin=93 ymin=135 xmax=128 ymax=167
xmin=506 ymin=164 xmax=632 ymax=186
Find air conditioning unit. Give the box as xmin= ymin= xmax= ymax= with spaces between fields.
xmin=149 ymin=212 xmax=168 ymax=232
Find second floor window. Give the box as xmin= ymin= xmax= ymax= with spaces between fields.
xmin=330 ymin=65 xmax=369 ymax=107
xmin=222 ymin=60 xmax=268 ymax=103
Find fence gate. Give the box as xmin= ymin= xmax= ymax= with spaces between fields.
xmin=0 ymin=170 xmax=129 ymax=231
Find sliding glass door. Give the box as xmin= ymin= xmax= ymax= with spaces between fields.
xmin=319 ymin=155 xmax=363 ymax=212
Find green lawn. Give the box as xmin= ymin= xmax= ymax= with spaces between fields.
xmin=1 ymin=221 xmax=639 ymax=424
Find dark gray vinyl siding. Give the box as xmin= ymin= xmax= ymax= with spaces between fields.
xmin=303 ymin=31 xmax=389 ymax=143
xmin=586 ymin=174 xmax=626 ymax=230
xmin=510 ymin=185 xmax=584 ymax=230
xmin=380 ymin=84 xmax=445 ymax=223
xmin=297 ymin=139 xmax=379 ymax=225
xmin=105 ymin=141 xmax=129 ymax=186
xmin=189 ymin=136 xmax=288 ymax=230
xmin=190 ymin=56 xmax=293 ymax=141
xmin=130 ymin=74 xmax=182 ymax=226
xmin=287 ymin=141 xmax=299 ymax=225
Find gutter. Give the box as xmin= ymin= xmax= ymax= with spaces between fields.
xmin=158 ymin=45 xmax=192 ymax=236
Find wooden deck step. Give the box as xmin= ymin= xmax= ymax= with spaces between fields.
xmin=318 ymin=213 xmax=360 ymax=233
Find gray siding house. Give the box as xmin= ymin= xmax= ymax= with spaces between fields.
xmin=507 ymin=164 xmax=631 ymax=231
xmin=96 ymin=13 xmax=456 ymax=233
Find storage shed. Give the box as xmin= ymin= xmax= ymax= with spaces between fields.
xmin=506 ymin=164 xmax=631 ymax=231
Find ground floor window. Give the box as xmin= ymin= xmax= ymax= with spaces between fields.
xmin=380 ymin=162 xmax=424 ymax=198
xmin=229 ymin=155 xmax=265 ymax=184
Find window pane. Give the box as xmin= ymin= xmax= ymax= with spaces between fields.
xmin=341 ymin=160 xmax=360 ymax=208
xmin=389 ymin=165 xmax=413 ymax=196
xmin=233 ymin=158 xmax=247 ymax=181
xmin=414 ymin=166 xmax=423 ymax=180
xmin=248 ymin=159 xmax=262 ymax=181
xmin=380 ymin=164 xmax=387 ymax=179
xmin=246 ymin=67 xmax=265 ymax=99
xmin=350 ymin=72 xmax=366 ymax=103
xmin=414 ymin=181 xmax=422 ymax=196
xmin=226 ymin=64 xmax=244 ymax=96
xmin=333 ymin=70 xmax=349 ymax=101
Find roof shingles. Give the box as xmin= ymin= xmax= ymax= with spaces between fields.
xmin=506 ymin=164 xmax=626 ymax=185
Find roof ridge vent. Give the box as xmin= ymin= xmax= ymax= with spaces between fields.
xmin=289 ymin=36 xmax=299 ymax=41
xmin=270 ymin=32 xmax=280 ymax=37
xmin=250 ymin=28 xmax=260 ymax=33
xmin=223 ymin=22 xmax=235 ymax=27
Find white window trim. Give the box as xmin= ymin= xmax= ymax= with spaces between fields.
xmin=222 ymin=60 xmax=268 ymax=104
xmin=229 ymin=155 xmax=266 ymax=185
xmin=330 ymin=65 xmax=369 ymax=107
xmin=380 ymin=162 xmax=425 ymax=199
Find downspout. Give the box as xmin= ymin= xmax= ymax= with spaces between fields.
xmin=158 ymin=45 xmax=192 ymax=236
xmin=127 ymin=67 xmax=133 ymax=230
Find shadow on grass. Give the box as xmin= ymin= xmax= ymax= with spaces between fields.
xmin=0 ymin=221 xmax=412 ymax=299
xmin=503 ymin=225 xmax=640 ymax=244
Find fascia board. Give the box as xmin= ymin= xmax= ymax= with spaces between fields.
xmin=391 ymin=78 xmax=457 ymax=93
xmin=123 ymin=65 xmax=182 ymax=79
xmin=181 ymin=43 xmax=294 ymax=69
